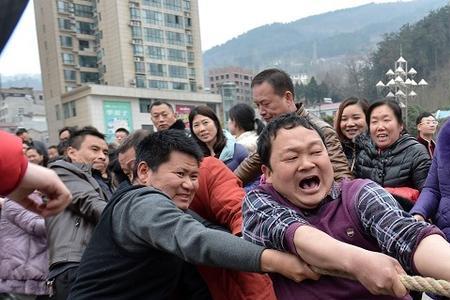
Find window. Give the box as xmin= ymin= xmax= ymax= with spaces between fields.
xmin=209 ymin=76 xmax=214 ymax=82
xmin=168 ymin=65 xmax=187 ymax=78
xmin=185 ymin=17 xmax=192 ymax=28
xmin=189 ymin=68 xmax=195 ymax=77
xmin=182 ymin=0 xmax=191 ymax=10
xmin=186 ymin=33 xmax=193 ymax=45
xmin=76 ymin=21 xmax=94 ymax=35
xmin=136 ymin=75 xmax=146 ymax=88
xmin=164 ymin=0 xmax=181 ymax=11
xmin=133 ymin=44 xmax=144 ymax=56
xmin=74 ymin=4 xmax=93 ymax=18
xmin=62 ymin=53 xmax=74 ymax=64
xmin=142 ymin=10 xmax=163 ymax=25
xmin=167 ymin=48 xmax=186 ymax=62
xmin=164 ymin=13 xmax=183 ymax=28
xmin=55 ymin=104 xmax=61 ymax=121
xmin=57 ymin=1 xmax=72 ymax=13
xmin=166 ymin=31 xmax=184 ymax=46
xmin=226 ymin=74 xmax=229 ymax=79
xmin=148 ymin=63 xmax=166 ymax=76
xmin=60 ymin=36 xmax=73 ymax=47
xmin=172 ymin=82 xmax=187 ymax=90
xmin=146 ymin=46 xmax=165 ymax=60
xmin=142 ymin=0 xmax=161 ymax=8
xmin=149 ymin=80 xmax=169 ymax=89
xmin=80 ymin=72 xmax=99 ymax=83
xmin=130 ymin=7 xmax=140 ymax=20
xmin=139 ymin=98 xmax=153 ymax=113
xmin=58 ymin=18 xmax=73 ymax=31
xmin=135 ymin=62 xmax=145 ymax=73
xmin=63 ymin=69 xmax=76 ymax=81
xmin=131 ymin=26 xmax=142 ymax=38
xmin=79 ymin=56 xmax=97 ymax=68
xmin=79 ymin=40 xmax=89 ymax=50
xmin=63 ymin=101 xmax=77 ymax=119
xmin=143 ymin=28 xmax=164 ymax=43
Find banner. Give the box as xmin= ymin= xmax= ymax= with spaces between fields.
xmin=103 ymin=101 xmax=133 ymax=142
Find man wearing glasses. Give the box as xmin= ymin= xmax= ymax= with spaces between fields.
xmin=416 ymin=112 xmax=438 ymax=158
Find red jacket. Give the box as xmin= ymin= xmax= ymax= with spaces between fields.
xmin=0 ymin=131 xmax=28 ymax=196
xmin=190 ymin=157 xmax=276 ymax=300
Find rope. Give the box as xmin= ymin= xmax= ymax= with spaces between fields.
xmin=310 ymin=266 xmax=450 ymax=297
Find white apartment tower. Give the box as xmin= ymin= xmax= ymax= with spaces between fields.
xmin=35 ymin=0 xmax=205 ymax=140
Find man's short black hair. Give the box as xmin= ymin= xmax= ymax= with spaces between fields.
xmin=16 ymin=128 xmax=28 ymax=136
xmin=251 ymin=68 xmax=295 ymax=98
xmin=257 ymin=113 xmax=323 ymax=169
xmin=117 ymin=129 xmax=149 ymax=154
xmin=416 ymin=112 xmax=435 ymax=125
xmin=68 ymin=127 xmax=105 ymax=150
xmin=115 ymin=127 xmax=130 ymax=135
xmin=135 ymin=130 xmax=203 ymax=177
xmin=58 ymin=126 xmax=77 ymax=137
xmin=149 ymin=101 xmax=174 ymax=113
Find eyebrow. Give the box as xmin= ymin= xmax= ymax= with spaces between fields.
xmin=282 ymin=139 xmax=323 ymax=151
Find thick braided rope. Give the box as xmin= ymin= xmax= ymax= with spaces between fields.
xmin=311 ymin=267 xmax=450 ymax=297
xmin=399 ymin=275 xmax=450 ymax=297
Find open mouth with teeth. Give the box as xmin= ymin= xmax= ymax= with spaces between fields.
xmin=299 ymin=176 xmax=321 ymax=191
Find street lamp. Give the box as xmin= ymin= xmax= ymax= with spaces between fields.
xmin=376 ymin=56 xmax=428 ymax=127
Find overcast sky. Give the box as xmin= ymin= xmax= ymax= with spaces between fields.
xmin=0 ymin=0 xmax=408 ymax=76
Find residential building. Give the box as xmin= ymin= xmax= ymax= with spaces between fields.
xmin=0 ymin=87 xmax=48 ymax=142
xmin=208 ymin=67 xmax=254 ymax=105
xmin=34 ymin=0 xmax=206 ymax=141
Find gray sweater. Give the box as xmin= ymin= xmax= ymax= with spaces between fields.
xmin=112 ymin=186 xmax=264 ymax=272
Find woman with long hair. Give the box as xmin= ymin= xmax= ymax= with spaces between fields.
xmin=228 ymin=103 xmax=265 ymax=153
xmin=334 ymin=97 xmax=369 ymax=172
xmin=189 ymin=105 xmax=248 ymax=171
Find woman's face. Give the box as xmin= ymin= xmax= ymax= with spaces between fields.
xmin=339 ymin=104 xmax=367 ymax=140
xmin=192 ymin=114 xmax=218 ymax=145
xmin=26 ymin=148 xmax=44 ymax=165
xmin=369 ymin=104 xmax=403 ymax=150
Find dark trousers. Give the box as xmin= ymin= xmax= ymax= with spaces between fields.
xmin=49 ymin=267 xmax=78 ymax=300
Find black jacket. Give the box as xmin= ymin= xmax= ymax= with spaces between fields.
xmin=354 ymin=133 xmax=431 ymax=190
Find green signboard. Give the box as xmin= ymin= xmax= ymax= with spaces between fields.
xmin=103 ymin=101 xmax=133 ymax=143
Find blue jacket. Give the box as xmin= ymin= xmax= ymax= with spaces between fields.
xmin=220 ymin=130 xmax=248 ymax=171
xmin=411 ymin=120 xmax=450 ymax=240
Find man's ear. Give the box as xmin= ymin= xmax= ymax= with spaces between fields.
xmin=261 ymin=164 xmax=273 ymax=184
xmin=66 ymin=146 xmax=76 ymax=162
xmin=284 ymin=90 xmax=295 ymax=104
xmin=136 ymin=161 xmax=152 ymax=185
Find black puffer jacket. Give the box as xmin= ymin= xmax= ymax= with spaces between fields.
xmin=355 ymin=133 xmax=431 ymax=190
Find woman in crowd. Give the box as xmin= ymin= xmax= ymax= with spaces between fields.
xmin=411 ymin=119 xmax=450 ymax=239
xmin=334 ymin=97 xmax=369 ymax=172
xmin=354 ymin=99 xmax=431 ymax=210
xmin=25 ymin=147 xmax=47 ymax=167
xmin=0 ymin=144 xmax=49 ymax=300
xmin=228 ymin=103 xmax=265 ymax=153
xmin=189 ymin=105 xmax=248 ymax=171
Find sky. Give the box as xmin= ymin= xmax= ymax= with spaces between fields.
xmin=0 ymin=0 xmax=408 ymax=76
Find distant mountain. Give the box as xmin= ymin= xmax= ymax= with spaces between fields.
xmin=203 ymin=0 xmax=448 ymax=74
xmin=0 ymin=74 xmax=43 ymax=90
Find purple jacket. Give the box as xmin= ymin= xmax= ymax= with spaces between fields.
xmin=411 ymin=120 xmax=450 ymax=240
xmin=0 ymin=197 xmax=49 ymax=295
xmin=258 ymin=180 xmax=412 ymax=300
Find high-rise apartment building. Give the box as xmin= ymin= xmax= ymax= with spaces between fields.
xmin=34 ymin=0 xmax=206 ymax=141
xmin=208 ymin=67 xmax=254 ymax=105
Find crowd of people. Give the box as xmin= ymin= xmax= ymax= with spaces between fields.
xmin=0 ymin=68 xmax=449 ymax=300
